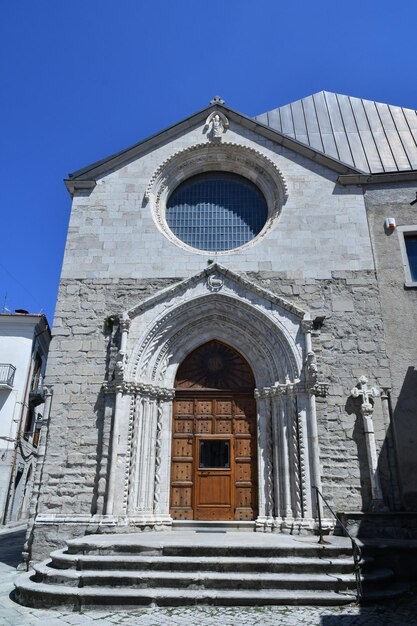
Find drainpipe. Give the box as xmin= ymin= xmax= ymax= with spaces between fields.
xmin=3 ymin=354 xmax=33 ymax=525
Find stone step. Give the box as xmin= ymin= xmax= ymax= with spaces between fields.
xmin=66 ymin=539 xmax=353 ymax=559
xmin=37 ymin=561 xmax=386 ymax=591
xmin=50 ymin=549 xmax=361 ymax=574
xmin=34 ymin=561 xmax=396 ymax=593
xmin=14 ymin=532 xmax=403 ymax=610
xmin=15 ymin=572 xmax=358 ymax=609
xmin=172 ymin=521 xmax=255 ymax=532
xmin=64 ymin=531 xmax=354 ymax=559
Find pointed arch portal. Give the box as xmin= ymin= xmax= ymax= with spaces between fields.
xmin=170 ymin=340 xmax=258 ymax=520
xmin=106 ymin=267 xmax=323 ymax=534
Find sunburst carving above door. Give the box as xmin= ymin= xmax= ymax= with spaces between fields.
xmin=175 ymin=340 xmax=255 ymax=390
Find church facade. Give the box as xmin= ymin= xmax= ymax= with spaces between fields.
xmin=27 ymin=92 xmax=417 ymax=562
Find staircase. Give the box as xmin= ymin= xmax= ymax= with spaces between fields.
xmin=14 ymin=531 xmax=402 ymax=610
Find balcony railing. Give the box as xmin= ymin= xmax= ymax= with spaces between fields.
xmin=29 ymin=373 xmax=45 ymax=406
xmin=0 ymin=364 xmax=16 ymax=388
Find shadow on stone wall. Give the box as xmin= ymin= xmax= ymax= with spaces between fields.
xmin=0 ymin=530 xmax=25 ymax=567
xmin=345 ymin=393 xmax=400 ymax=517
xmin=392 ymin=366 xmax=417 ymax=510
xmin=345 ymin=395 xmax=372 ymax=510
xmin=321 ymin=617 xmax=361 ymax=625
xmin=91 ymin=388 xmax=106 ymax=516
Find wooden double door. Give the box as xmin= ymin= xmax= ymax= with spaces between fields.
xmin=170 ymin=393 xmax=258 ymax=521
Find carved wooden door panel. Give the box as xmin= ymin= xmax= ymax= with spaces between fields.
xmin=170 ymin=398 xmax=194 ymax=519
xmin=233 ymin=396 xmax=258 ymax=520
xmin=170 ymin=394 xmax=257 ymax=521
xmin=195 ymin=436 xmax=234 ymax=520
xmin=170 ymin=341 xmax=257 ymax=521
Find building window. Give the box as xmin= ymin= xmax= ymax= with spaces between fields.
xmin=399 ymin=226 xmax=417 ymax=287
xmin=166 ymin=172 xmax=268 ymax=252
xmin=405 ymin=235 xmax=417 ymax=282
xmin=23 ymin=407 xmax=35 ymax=440
xmin=33 ymin=428 xmax=41 ymax=447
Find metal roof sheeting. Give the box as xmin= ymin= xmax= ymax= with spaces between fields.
xmin=254 ymin=91 xmax=417 ymax=174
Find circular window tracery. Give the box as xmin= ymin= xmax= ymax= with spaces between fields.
xmin=146 ymin=142 xmax=288 ymax=255
xmin=166 ymin=172 xmax=268 ymax=252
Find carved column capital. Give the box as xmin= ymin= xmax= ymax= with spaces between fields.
xmin=301 ymin=318 xmax=313 ymax=333
xmin=311 ymin=382 xmax=329 ymax=397
xmin=380 ymin=387 xmax=391 ymax=401
xmin=43 ymin=385 xmax=53 ymax=398
xmin=123 ymin=381 xmax=175 ymax=401
xmin=120 ymin=317 xmax=131 ymax=333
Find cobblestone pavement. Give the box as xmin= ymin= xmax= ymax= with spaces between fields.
xmin=2 ymin=530 xmax=417 ymax=626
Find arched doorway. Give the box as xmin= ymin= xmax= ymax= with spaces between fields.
xmin=170 ymin=340 xmax=258 ymax=521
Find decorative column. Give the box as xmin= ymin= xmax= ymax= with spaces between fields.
xmin=293 ymin=390 xmax=313 ymax=520
xmin=276 ymin=388 xmax=293 ymax=519
xmin=351 ymin=376 xmax=387 ymax=511
xmin=154 ymin=397 xmax=174 ymax=518
xmin=105 ymin=384 xmax=123 ymax=515
xmin=254 ymin=391 xmax=269 ymax=529
xmin=301 ymin=320 xmax=324 ymax=515
xmin=126 ymin=382 xmax=175 ymax=524
xmin=258 ymin=380 xmax=317 ymax=533
xmin=270 ymin=390 xmax=282 ymax=523
xmin=105 ymin=316 xmax=130 ymax=515
xmin=264 ymin=391 xmax=275 ymax=529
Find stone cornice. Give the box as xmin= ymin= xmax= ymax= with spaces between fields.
xmin=64 ymin=179 xmax=97 ymax=197
xmin=103 ymin=381 xmax=174 ymax=400
xmin=338 ymin=170 xmax=417 ymax=186
xmin=255 ymin=381 xmax=329 ymax=398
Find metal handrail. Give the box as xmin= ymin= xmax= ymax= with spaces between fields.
xmin=313 ymin=486 xmax=363 ymax=602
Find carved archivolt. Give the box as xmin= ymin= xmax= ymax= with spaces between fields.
xmin=145 ymin=142 xmax=289 ymax=254
xmin=127 ymin=293 xmax=302 ymax=389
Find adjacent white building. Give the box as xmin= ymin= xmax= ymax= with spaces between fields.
xmin=0 ymin=312 xmax=51 ymax=525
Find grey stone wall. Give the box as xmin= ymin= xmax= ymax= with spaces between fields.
xmin=365 ymin=183 xmax=417 ymax=509
xmin=248 ymin=269 xmax=398 ymax=513
xmin=60 ymin=122 xmax=373 ymax=282
xmin=30 ymin=268 xmax=399 ymax=561
xmin=39 ymin=278 xmax=178 ymax=516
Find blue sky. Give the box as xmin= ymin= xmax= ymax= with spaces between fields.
xmin=1 ymin=0 xmax=416 ymax=324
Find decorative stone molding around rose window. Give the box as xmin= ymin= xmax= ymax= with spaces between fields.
xmin=145 ymin=142 xmax=289 ymax=255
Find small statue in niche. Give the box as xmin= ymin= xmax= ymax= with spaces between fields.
xmin=212 ymin=114 xmax=223 ymax=137
xmin=114 ymin=350 xmax=125 ymax=380
xmin=306 ymin=350 xmax=318 ymax=385
xmin=204 ymin=111 xmax=229 ymax=140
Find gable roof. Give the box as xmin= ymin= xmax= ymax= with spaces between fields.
xmin=254 ymin=91 xmax=417 ymax=175
xmin=65 ymin=101 xmax=362 ymax=195
xmin=65 ymin=93 xmax=417 ymax=195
